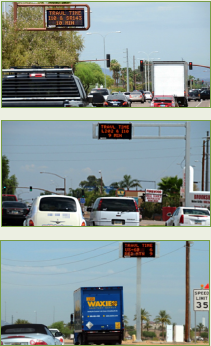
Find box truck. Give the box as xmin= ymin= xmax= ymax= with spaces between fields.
xmin=151 ymin=61 xmax=189 ymax=107
xmin=71 ymin=286 xmax=124 ymax=345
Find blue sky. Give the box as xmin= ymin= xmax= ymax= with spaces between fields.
xmin=2 ymin=1 xmax=210 ymax=80
xmin=1 ymin=240 xmax=209 ymax=327
xmin=2 ymin=121 xmax=210 ymax=203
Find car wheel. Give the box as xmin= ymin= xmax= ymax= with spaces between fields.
xmin=165 ymin=223 xmax=167 ymax=226
xmin=173 ymin=223 xmax=175 ymax=226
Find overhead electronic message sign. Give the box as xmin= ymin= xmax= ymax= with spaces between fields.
xmin=98 ymin=123 xmax=132 ymax=140
xmin=47 ymin=9 xmax=84 ymax=27
xmin=120 ymin=242 xmax=156 ymax=258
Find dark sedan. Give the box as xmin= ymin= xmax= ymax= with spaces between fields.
xmin=103 ymin=94 xmax=131 ymax=107
xmin=2 ymin=201 xmax=29 ymax=226
xmin=188 ymin=90 xmax=200 ymax=102
xmin=200 ymin=89 xmax=210 ymax=100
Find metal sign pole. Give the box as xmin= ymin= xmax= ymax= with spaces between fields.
xmin=136 ymin=257 xmax=142 ymax=342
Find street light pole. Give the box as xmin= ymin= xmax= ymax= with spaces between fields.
xmin=138 ymin=51 xmax=158 ymax=91
xmin=87 ymin=31 xmax=121 ymax=88
xmin=40 ymin=172 xmax=66 ymax=195
xmin=99 ymin=170 xmax=103 ymax=194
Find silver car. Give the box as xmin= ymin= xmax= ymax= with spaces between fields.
xmin=1 ymin=324 xmax=62 ymax=345
xmin=165 ymin=207 xmax=210 ymax=226
xmin=129 ymin=91 xmax=144 ymax=103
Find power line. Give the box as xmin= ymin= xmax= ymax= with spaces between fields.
xmin=2 ymin=241 xmax=118 ymax=263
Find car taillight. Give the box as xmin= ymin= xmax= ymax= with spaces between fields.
xmin=104 ymin=102 xmax=108 ymax=106
xmin=179 ymin=214 xmax=184 ymax=224
xmin=59 ymin=338 xmax=64 ymax=342
xmin=81 ymin=221 xmax=86 ymax=226
xmin=97 ymin=199 xmax=103 ymax=211
xmin=122 ymin=101 xmax=127 ymax=106
xmin=30 ymin=340 xmax=48 ymax=345
xmin=29 ymin=219 xmax=34 ymax=226
xmin=134 ymin=200 xmax=138 ymax=212
xmin=1 ymin=341 xmax=3 ymax=345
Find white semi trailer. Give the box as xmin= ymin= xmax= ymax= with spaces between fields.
xmin=151 ymin=61 xmax=189 ymax=107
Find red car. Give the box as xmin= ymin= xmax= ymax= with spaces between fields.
xmin=151 ymin=95 xmax=177 ymax=107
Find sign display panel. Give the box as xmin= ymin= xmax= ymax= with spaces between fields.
xmin=145 ymin=189 xmax=163 ymax=203
xmin=193 ymin=289 xmax=209 ymax=311
xmin=122 ymin=242 xmax=156 ymax=258
xmin=98 ymin=123 xmax=132 ymax=140
xmin=47 ymin=9 xmax=84 ymax=27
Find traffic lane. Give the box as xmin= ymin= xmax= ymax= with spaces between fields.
xmin=64 ymin=340 xmax=208 ymax=345
xmin=132 ymin=100 xmax=210 ymax=107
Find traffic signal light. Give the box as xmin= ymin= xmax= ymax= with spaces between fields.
xmin=189 ymin=62 xmax=193 ymax=70
xmin=140 ymin=60 xmax=144 ymax=72
xmin=29 ymin=186 xmax=32 ymax=191
xmin=106 ymin=54 xmax=110 ymax=68
xmin=81 ymin=189 xmax=85 ymax=198
xmin=202 ymin=80 xmax=204 ymax=85
xmin=3 ymin=185 xmax=6 ymax=192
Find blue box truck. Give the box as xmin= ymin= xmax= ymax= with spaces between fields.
xmin=71 ymin=286 xmax=124 ymax=345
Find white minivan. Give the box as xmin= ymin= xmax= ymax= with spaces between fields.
xmin=89 ymin=197 xmax=139 ymax=226
xmin=23 ymin=195 xmax=86 ymax=226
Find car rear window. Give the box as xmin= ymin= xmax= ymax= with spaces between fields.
xmin=154 ymin=97 xmax=172 ymax=101
xmin=39 ymin=197 xmax=77 ymax=212
xmin=100 ymin=199 xmax=137 ymax=212
xmin=183 ymin=209 xmax=210 ymax=216
xmin=1 ymin=324 xmax=46 ymax=334
xmin=90 ymin=89 xmax=109 ymax=96
xmin=107 ymin=95 xmax=126 ymax=101
xmin=2 ymin=196 xmax=17 ymax=201
xmin=2 ymin=201 xmax=26 ymax=208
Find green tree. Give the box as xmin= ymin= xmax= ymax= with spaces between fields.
xmin=144 ymin=320 xmax=153 ymax=331
xmin=197 ymin=323 xmax=204 ymax=333
xmin=110 ymin=59 xmax=121 ymax=86
xmin=134 ymin=308 xmax=151 ymax=338
xmin=15 ymin=319 xmax=30 ymax=324
xmin=48 ymin=321 xmax=73 ymax=338
xmin=75 ymin=62 xmax=105 ymax=93
xmin=119 ymin=174 xmax=142 ymax=190
xmin=79 ymin=175 xmax=103 ymax=190
xmin=157 ymin=176 xmax=182 ymax=196
xmin=154 ymin=310 xmax=171 ymax=339
xmin=2 ymin=4 xmax=84 ymax=69
xmin=2 ymin=155 xmax=18 ymax=194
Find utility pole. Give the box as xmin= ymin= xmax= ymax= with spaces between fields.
xmin=205 ymin=131 xmax=210 ymax=191
xmin=126 ymin=49 xmax=129 ymax=92
xmin=185 ymin=241 xmax=191 ymax=342
xmin=133 ymin=55 xmax=136 ymax=90
xmin=202 ymin=140 xmax=205 ymax=191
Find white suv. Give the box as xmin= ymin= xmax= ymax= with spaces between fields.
xmin=23 ymin=195 xmax=86 ymax=226
xmin=165 ymin=207 xmax=210 ymax=226
xmin=89 ymin=197 xmax=139 ymax=226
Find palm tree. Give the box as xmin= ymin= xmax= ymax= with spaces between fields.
xmin=154 ymin=310 xmax=171 ymax=339
xmin=157 ymin=176 xmax=182 ymax=197
xmin=197 ymin=323 xmax=204 ymax=333
xmin=144 ymin=320 xmax=152 ymax=332
xmin=119 ymin=175 xmax=142 ymax=191
xmin=134 ymin=308 xmax=151 ymax=338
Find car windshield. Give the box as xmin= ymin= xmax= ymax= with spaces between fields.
xmin=90 ymin=89 xmax=108 ymax=96
xmin=183 ymin=209 xmax=210 ymax=216
xmin=2 ymin=201 xmax=26 ymax=208
xmin=100 ymin=199 xmax=136 ymax=212
xmin=131 ymin=92 xmax=141 ymax=95
xmin=39 ymin=197 xmax=77 ymax=212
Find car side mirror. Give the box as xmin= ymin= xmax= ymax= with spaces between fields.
xmin=55 ymin=332 xmax=63 ymax=337
xmin=87 ymin=207 xmax=92 ymax=212
xmin=167 ymin=212 xmax=172 ymax=217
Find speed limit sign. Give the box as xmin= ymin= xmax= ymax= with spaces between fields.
xmin=193 ymin=289 xmax=209 ymax=311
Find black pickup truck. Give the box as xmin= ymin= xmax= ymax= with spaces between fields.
xmin=2 ymin=66 xmax=93 ymax=107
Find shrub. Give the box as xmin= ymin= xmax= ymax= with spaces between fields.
xmin=142 ymin=331 xmax=156 ymax=338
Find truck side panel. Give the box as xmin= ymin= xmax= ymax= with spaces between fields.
xmin=154 ymin=64 xmax=185 ymax=96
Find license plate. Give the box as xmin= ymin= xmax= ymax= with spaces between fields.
xmin=112 ymin=103 xmax=119 ymax=106
xmin=195 ymin=221 xmax=202 ymax=225
xmin=113 ymin=220 xmax=123 ymax=225
xmin=160 ymin=104 xmax=166 ymax=107
xmin=11 ymin=210 xmax=19 ymax=214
